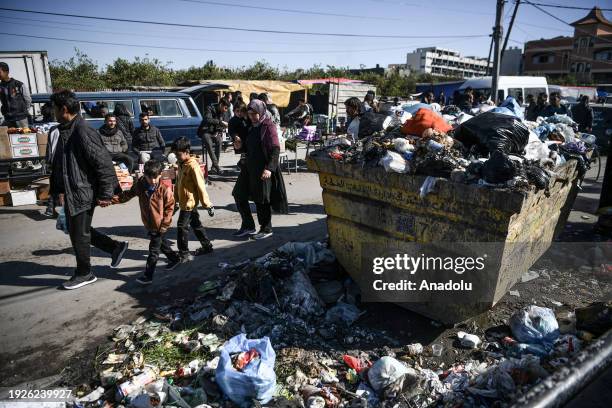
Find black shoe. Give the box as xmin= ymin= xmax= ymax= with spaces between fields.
xmin=251 ymin=230 xmax=273 ymax=240
xmin=111 ymin=241 xmax=129 ymax=268
xmin=62 ymin=273 xmax=97 ymax=290
xmin=44 ymin=207 xmax=55 ymax=217
xmin=232 ymin=227 xmax=256 ymax=237
xmin=136 ymin=274 xmax=153 ymax=285
xmin=195 ymin=243 xmax=213 ymax=256
xmin=165 ymin=258 xmax=181 ymax=271
xmin=210 ymin=164 xmax=223 ymax=175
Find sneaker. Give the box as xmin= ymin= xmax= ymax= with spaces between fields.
xmin=180 ymin=253 xmax=194 ymax=263
xmin=62 ymin=273 xmax=97 ymax=290
xmin=165 ymin=258 xmax=181 ymax=271
xmin=232 ymin=227 xmax=256 ymax=237
xmin=111 ymin=241 xmax=129 ymax=268
xmin=44 ymin=207 xmax=55 ymax=217
xmin=210 ymin=164 xmax=224 ymax=175
xmin=195 ymin=243 xmax=213 ymax=256
xmin=136 ymin=275 xmax=153 ymax=285
xmin=251 ymin=230 xmax=273 ymax=240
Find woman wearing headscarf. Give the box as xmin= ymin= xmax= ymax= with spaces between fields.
xmin=232 ymin=99 xmax=288 ymax=240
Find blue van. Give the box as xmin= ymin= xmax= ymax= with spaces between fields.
xmin=30 ymin=92 xmax=203 ymax=148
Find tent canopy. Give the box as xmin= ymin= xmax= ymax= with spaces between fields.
xmin=179 ymin=80 xmax=306 ymax=107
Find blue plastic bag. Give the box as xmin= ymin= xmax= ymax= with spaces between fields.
xmin=216 ymin=334 xmax=276 ymax=407
xmin=402 ymin=103 xmax=433 ymax=115
xmin=495 ymin=96 xmax=524 ymax=120
xmin=510 ymin=305 xmax=559 ymax=346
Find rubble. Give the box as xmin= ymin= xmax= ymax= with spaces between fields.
xmin=61 ymin=239 xmax=611 ymax=408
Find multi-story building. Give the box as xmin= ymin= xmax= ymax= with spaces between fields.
xmin=523 ymin=7 xmax=612 ymax=84
xmin=501 ymin=46 xmax=523 ymax=75
xmin=404 ymin=47 xmax=491 ymax=78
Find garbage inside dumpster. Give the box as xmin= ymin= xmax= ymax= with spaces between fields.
xmin=312 ymin=98 xmax=594 ymax=192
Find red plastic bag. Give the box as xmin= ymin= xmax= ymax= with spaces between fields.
xmin=401 ymin=108 xmax=452 ymax=136
xmin=343 ymin=355 xmax=363 ymax=373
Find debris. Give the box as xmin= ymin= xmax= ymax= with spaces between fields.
xmin=509 ymin=290 xmax=520 ymax=297
xmin=216 ymin=334 xmax=277 ymax=405
xmin=431 ymin=343 xmax=443 ymax=357
xmin=509 ymin=305 xmax=560 ymax=350
xmin=457 ymin=331 xmax=481 ymax=349
xmin=575 ymin=302 xmax=612 ymax=336
xmin=405 ymin=343 xmax=424 ymax=356
xmin=325 ymin=302 xmax=362 ymax=327
xmin=521 ymin=270 xmax=541 ymax=283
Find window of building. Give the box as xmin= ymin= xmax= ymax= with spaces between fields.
xmin=139 ymin=99 xmax=182 ymax=117
xmin=570 ymin=63 xmax=576 ymax=72
xmin=580 ymin=38 xmax=588 ymax=48
xmin=585 ymin=63 xmax=591 ymax=73
xmin=80 ymin=100 xmax=134 ymax=119
xmin=594 ymin=50 xmax=612 ymax=61
xmin=576 ymin=62 xmax=585 ymax=73
xmin=532 ymin=54 xmax=554 ymax=64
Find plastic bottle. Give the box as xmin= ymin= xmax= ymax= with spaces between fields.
xmin=580 ymin=133 xmax=597 ymax=145
xmin=115 ymin=367 xmax=156 ymax=401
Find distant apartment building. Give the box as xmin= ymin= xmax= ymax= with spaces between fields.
xmin=501 ymin=46 xmax=523 ymax=75
xmin=523 ymin=7 xmax=612 ymax=84
xmin=404 ymin=47 xmax=491 ymax=78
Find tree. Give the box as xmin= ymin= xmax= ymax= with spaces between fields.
xmin=49 ymin=49 xmax=107 ymax=91
xmin=105 ymin=57 xmax=175 ymax=88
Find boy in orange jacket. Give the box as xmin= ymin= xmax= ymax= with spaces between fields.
xmin=172 ymin=137 xmax=215 ymax=261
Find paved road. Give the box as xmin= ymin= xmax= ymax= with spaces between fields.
xmin=0 ymin=149 xmax=327 ymax=386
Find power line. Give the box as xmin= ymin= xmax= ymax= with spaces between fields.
xmin=521 ymin=2 xmax=612 ymax=12
xmin=0 ymin=15 xmax=385 ymax=47
xmin=0 ymin=7 xmax=488 ymax=39
xmin=0 ymin=31 xmax=434 ymax=55
xmin=178 ymin=0 xmax=399 ymax=21
xmin=523 ymin=0 xmax=612 ymax=43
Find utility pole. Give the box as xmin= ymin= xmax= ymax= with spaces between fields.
xmin=491 ymin=0 xmax=505 ymax=105
xmin=501 ymin=0 xmax=521 ymax=62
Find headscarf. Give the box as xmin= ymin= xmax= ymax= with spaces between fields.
xmin=248 ymin=99 xmax=270 ymax=127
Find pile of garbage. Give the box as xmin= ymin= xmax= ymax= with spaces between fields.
xmin=316 ymin=97 xmax=595 ymax=195
xmin=71 ymin=241 xmax=612 ymax=408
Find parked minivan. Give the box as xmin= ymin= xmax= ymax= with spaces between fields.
xmin=459 ymin=76 xmax=549 ymax=105
xmin=30 ymin=92 xmax=203 ymax=148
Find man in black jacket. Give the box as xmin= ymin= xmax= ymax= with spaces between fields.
xmin=0 ymin=62 xmax=32 ymax=128
xmin=572 ymin=95 xmax=594 ymax=133
xmin=198 ymin=98 xmax=230 ymax=174
xmin=132 ymin=113 xmax=165 ymax=164
xmin=50 ymin=91 xmax=128 ymax=290
xmin=99 ymin=113 xmax=134 ymax=172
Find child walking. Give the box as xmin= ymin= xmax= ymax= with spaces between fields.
xmin=172 ymin=137 xmax=215 ymax=261
xmin=114 ymin=159 xmax=180 ymax=284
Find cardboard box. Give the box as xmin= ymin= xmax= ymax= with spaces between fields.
xmin=0 ymin=192 xmax=11 ymax=206
xmin=0 ymin=180 xmax=9 ymax=194
xmin=38 ymin=143 xmax=47 ymax=157
xmin=161 ymin=168 xmax=176 ymax=180
xmin=0 ymin=128 xmax=10 ymax=160
xmin=10 ymin=133 xmax=38 ymax=145
xmin=10 ymin=189 xmax=37 ymax=206
xmin=31 ymin=178 xmax=50 ymax=201
xmin=11 ymin=144 xmax=39 ymax=158
xmin=36 ymin=132 xmax=48 ymax=145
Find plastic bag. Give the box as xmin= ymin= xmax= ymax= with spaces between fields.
xmin=545 ymin=114 xmax=575 ymax=125
xmin=509 ymin=305 xmax=559 ymax=346
xmin=358 ymin=112 xmax=387 ymax=139
xmin=403 ymin=103 xmax=433 ymax=115
xmin=367 ymin=356 xmax=410 ymax=392
xmin=297 ymin=126 xmax=318 ymax=142
xmin=524 ymin=132 xmax=551 ymax=161
xmin=380 ymin=151 xmax=410 ymax=173
xmin=56 ymin=206 xmax=69 ymax=234
xmin=454 ymin=111 xmax=529 ymax=155
xmin=401 ymin=108 xmax=453 ymax=136
xmin=482 ymin=151 xmax=521 ymax=184
xmin=216 ymin=334 xmax=276 ymax=407
xmin=496 ymin=96 xmax=524 ymax=120
xmin=419 ymin=176 xmax=437 ymax=198
xmin=325 ymin=302 xmax=362 ymax=327
xmin=277 ymin=241 xmax=335 ymax=269
xmin=280 ymin=269 xmax=325 ymax=318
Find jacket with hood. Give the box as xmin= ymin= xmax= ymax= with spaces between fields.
xmin=116 ymin=177 xmax=175 ymax=233
xmin=98 ymin=124 xmax=128 ymax=153
xmin=50 ymin=115 xmax=118 ymax=216
xmin=175 ymin=156 xmax=212 ymax=211
xmin=113 ymin=104 xmax=134 ymax=145
xmin=198 ymin=103 xmax=225 ymax=135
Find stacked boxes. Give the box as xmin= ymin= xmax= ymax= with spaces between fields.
xmin=115 ymin=165 xmax=133 ymax=191
xmin=8 ymin=132 xmax=39 ymax=159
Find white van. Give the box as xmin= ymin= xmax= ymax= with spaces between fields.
xmin=459 ymin=76 xmax=548 ymax=105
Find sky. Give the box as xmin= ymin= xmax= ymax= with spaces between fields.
xmin=0 ymin=0 xmax=610 ymax=71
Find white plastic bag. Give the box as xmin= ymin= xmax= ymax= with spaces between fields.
xmin=524 ymin=132 xmax=550 ymax=161
xmin=380 ymin=151 xmax=410 ymax=173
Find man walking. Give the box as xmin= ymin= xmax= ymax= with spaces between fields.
xmin=50 ymin=90 xmax=128 ymax=290
xmin=0 ymin=62 xmax=32 ymax=127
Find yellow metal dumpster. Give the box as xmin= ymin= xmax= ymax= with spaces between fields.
xmin=307 ymin=154 xmax=581 ymax=323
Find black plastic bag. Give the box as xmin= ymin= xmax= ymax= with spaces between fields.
xmin=415 ymin=151 xmax=462 ymax=178
xmin=482 ymin=151 xmax=522 ymax=184
xmin=454 ymin=111 xmax=529 ymax=155
xmin=524 ymin=164 xmax=551 ymax=192
xmin=358 ymin=112 xmax=388 ymax=139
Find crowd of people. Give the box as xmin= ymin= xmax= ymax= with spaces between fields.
xmin=38 ymin=89 xmax=289 ymax=290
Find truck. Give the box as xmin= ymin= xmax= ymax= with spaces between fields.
xmin=0 ymin=51 xmax=53 ymax=97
